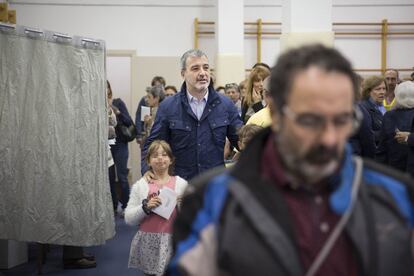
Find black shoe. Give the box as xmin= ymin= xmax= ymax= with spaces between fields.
xmin=63 ymin=258 xmax=96 ymax=269
xmin=83 ymin=253 xmax=95 ymax=262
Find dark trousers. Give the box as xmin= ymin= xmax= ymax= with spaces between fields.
xmin=108 ymin=165 xmax=118 ymax=211
xmin=63 ymin=246 xmax=83 ymax=260
xmin=110 ymin=142 xmax=130 ymax=209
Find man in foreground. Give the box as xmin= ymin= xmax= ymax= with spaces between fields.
xmin=169 ymin=45 xmax=414 ymax=276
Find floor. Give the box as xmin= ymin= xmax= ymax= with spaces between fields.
xmin=1 ymin=215 xmax=144 ymax=276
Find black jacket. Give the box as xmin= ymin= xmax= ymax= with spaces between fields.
xmin=360 ymin=99 xmax=384 ymax=145
xmin=171 ymin=128 xmax=414 ymax=276
xmin=112 ymin=98 xmax=134 ymax=144
xmin=377 ymin=108 xmax=414 ymax=177
xmin=349 ymin=102 xmax=376 ymax=158
xmin=241 ymin=100 xmax=264 ymax=123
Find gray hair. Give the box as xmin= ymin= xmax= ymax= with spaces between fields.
xmin=180 ymin=49 xmax=208 ymax=71
xmin=394 ymin=81 xmax=414 ymax=109
xmin=148 ymin=85 xmax=165 ymax=102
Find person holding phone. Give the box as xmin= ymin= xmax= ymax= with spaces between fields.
xmin=241 ymin=65 xmax=270 ymax=123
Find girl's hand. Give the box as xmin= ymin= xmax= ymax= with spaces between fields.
xmin=147 ymin=196 xmax=162 ymax=209
xmin=252 ymin=89 xmax=262 ymax=103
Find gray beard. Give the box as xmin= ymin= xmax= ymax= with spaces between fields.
xmin=276 ymin=137 xmax=338 ymax=188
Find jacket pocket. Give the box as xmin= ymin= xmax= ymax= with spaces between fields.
xmin=209 ymin=117 xmax=229 ymax=147
xmin=169 ymin=120 xmax=192 ymax=150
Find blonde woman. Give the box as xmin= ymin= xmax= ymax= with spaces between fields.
xmin=241 ymin=65 xmax=270 ymax=123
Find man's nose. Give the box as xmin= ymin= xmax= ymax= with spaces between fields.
xmin=199 ymin=68 xmax=208 ymax=76
xmin=319 ymin=121 xmax=338 ymax=148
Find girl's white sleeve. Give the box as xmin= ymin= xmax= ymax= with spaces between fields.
xmin=175 ymin=176 xmax=188 ymax=196
xmin=124 ymin=179 xmax=148 ymax=226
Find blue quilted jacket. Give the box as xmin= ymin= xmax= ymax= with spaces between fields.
xmin=141 ymin=83 xmax=243 ymax=180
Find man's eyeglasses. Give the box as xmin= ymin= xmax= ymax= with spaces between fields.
xmin=282 ymin=106 xmax=360 ymax=132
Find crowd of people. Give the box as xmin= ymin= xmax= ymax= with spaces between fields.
xmin=103 ymin=45 xmax=414 ymax=275
xmin=350 ymin=70 xmax=414 ymax=177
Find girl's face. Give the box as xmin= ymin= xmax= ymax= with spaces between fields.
xmin=253 ymin=78 xmax=264 ymax=93
xmin=149 ymin=146 xmax=172 ymax=173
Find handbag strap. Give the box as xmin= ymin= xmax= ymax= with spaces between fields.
xmin=305 ymin=156 xmax=363 ymax=276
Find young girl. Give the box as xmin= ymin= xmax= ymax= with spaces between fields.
xmin=125 ymin=140 xmax=187 ymax=276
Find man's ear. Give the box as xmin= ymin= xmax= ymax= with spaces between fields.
xmin=181 ymin=70 xmax=185 ymax=78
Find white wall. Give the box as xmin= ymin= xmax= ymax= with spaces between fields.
xmin=333 ymin=0 xmax=414 ymax=77
xmin=8 ymin=0 xmax=414 ymax=76
xmin=9 ymin=0 xmax=213 ymax=57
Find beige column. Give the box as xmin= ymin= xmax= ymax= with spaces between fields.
xmin=281 ymin=0 xmax=334 ymax=52
xmin=214 ymin=0 xmax=245 ymax=86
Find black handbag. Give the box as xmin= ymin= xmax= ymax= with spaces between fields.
xmin=119 ymin=123 xmax=137 ymax=142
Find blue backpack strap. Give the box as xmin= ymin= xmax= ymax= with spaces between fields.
xmin=169 ymin=174 xmax=230 ymax=276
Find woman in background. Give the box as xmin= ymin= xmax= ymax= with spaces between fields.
xmin=241 ymin=65 xmax=270 ymax=123
xmin=348 ymin=74 xmax=376 ymax=158
xmin=108 ymin=80 xmax=134 ymax=216
xmin=135 ymin=76 xmax=166 ymax=145
xmin=359 ymin=76 xmax=387 ymax=147
xmin=164 ymin=85 xmax=177 ymax=97
xmin=107 ymin=82 xmax=118 ymax=214
xmin=142 ymin=85 xmax=165 ymax=144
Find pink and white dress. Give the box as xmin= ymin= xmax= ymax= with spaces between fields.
xmin=125 ymin=176 xmax=188 ymax=275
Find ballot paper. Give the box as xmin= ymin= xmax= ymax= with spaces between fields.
xmin=141 ymin=106 xmax=150 ymax=121
xmin=152 ymin=187 xmax=177 ymax=220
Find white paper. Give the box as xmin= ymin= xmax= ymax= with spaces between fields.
xmin=141 ymin=106 xmax=150 ymax=121
xmin=152 ymin=187 xmax=177 ymax=220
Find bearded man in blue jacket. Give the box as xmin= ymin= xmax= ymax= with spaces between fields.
xmin=141 ymin=49 xmax=243 ymax=180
